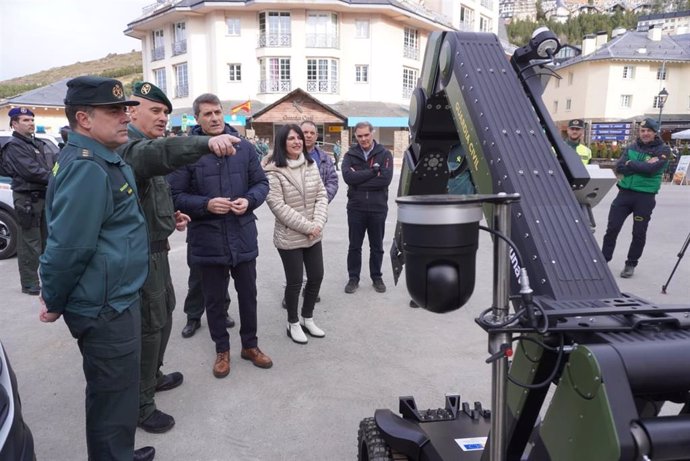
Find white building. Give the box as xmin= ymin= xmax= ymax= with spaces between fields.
xmin=124 ymin=0 xmax=499 ymax=148
xmin=542 ymin=28 xmax=690 ymax=142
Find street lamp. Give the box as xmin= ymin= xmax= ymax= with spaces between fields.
xmin=657 ymin=87 xmax=669 ymax=127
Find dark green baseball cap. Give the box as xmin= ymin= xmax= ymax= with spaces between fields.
xmin=132 ymin=81 xmax=173 ymax=113
xmin=64 ymin=76 xmax=139 ymax=107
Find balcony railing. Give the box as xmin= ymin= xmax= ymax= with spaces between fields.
xmin=258 ymin=33 xmax=291 ymax=48
xmin=402 ymin=87 xmax=414 ymax=100
xmin=458 ymin=21 xmax=474 ymax=32
xmin=259 ymin=79 xmax=292 ymax=93
xmin=306 ymin=80 xmax=338 ymax=94
xmin=305 ymin=33 xmax=339 ymax=48
xmin=481 ymin=0 xmax=493 ymax=9
xmin=403 ymin=45 xmax=419 ymax=60
xmin=172 ymin=40 xmax=187 ymax=56
xmin=175 ymin=85 xmax=189 ymax=98
xmin=151 ymin=46 xmax=165 ymax=61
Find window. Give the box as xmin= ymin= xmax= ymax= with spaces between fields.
xmin=657 ymin=65 xmax=667 ymax=80
xmin=306 ymin=12 xmax=338 ymax=48
xmin=620 ymin=94 xmax=632 ymax=107
xmin=479 ymin=16 xmax=492 ymax=32
xmin=555 ymin=78 xmax=560 ymax=88
xmin=228 ymin=64 xmax=242 ymax=82
xmin=553 ymin=100 xmax=558 ymax=113
xmin=459 ymin=7 xmax=474 ymax=31
xmin=259 ymin=57 xmax=291 ymax=93
xmin=174 ymin=63 xmax=188 ymax=98
xmin=153 ymin=68 xmax=167 ymax=94
xmin=152 ymin=29 xmax=165 ymax=61
xmin=355 ymin=19 xmax=369 ymax=38
xmin=480 ymin=0 xmax=493 ymax=8
xmin=355 ymin=65 xmax=368 ymax=83
xmin=172 ymin=22 xmax=187 ymax=55
xmin=226 ymin=18 xmax=241 ymax=36
xmin=259 ymin=11 xmax=291 ymax=47
xmin=565 ymin=99 xmax=572 ymax=111
xmin=622 ymin=65 xmax=635 ymax=79
xmin=568 ymin=72 xmax=574 ymax=85
xmin=402 ymin=67 xmax=418 ymax=100
xmin=403 ymin=27 xmax=419 ymax=60
xmin=306 ymin=58 xmax=339 ymax=94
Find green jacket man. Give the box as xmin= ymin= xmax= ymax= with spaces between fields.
xmin=117 ymin=81 xmax=239 ymax=434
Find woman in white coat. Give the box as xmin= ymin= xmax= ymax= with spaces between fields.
xmin=264 ymin=124 xmax=328 ymax=344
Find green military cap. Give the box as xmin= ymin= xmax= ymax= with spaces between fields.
xmin=64 ymin=76 xmax=139 ymax=107
xmin=132 ymin=81 xmax=173 ymax=113
xmin=640 ymin=117 xmax=659 ymax=133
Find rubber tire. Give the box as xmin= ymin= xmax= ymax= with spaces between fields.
xmin=0 ymin=209 xmax=17 ymax=260
xmin=358 ymin=417 xmax=394 ymax=461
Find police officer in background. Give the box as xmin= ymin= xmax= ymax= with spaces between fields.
xmin=564 ymin=118 xmax=592 ymax=165
xmin=0 ymin=107 xmax=55 ymax=295
xmin=119 ymin=82 xmax=239 ymax=434
xmin=39 ymin=76 xmax=154 ymax=461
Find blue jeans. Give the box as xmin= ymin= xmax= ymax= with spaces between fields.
xmin=347 ymin=209 xmax=387 ymax=281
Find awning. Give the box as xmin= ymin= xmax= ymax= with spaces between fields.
xmin=347 ymin=116 xmax=409 ymax=128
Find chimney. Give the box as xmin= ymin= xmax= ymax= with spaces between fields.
xmin=582 ymin=33 xmax=596 ymax=56
xmin=595 ymin=30 xmax=608 ymax=48
xmin=612 ymin=27 xmax=626 ymax=38
xmin=648 ymin=25 xmax=662 ymax=41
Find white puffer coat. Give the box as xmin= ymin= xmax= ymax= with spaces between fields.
xmin=264 ymin=154 xmax=328 ymax=250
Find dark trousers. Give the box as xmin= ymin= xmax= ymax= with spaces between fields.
xmin=347 ymin=208 xmax=387 ymax=281
xmin=183 ymin=246 xmax=230 ymax=321
xmin=278 ymin=242 xmax=324 ymax=323
xmin=63 ymin=303 xmax=141 ymax=461
xmin=602 ymin=189 xmax=656 ymax=267
xmin=200 ymin=260 xmax=258 ymax=353
xmin=13 ymin=191 xmax=47 ymax=289
xmin=139 ymin=250 xmax=175 ymax=422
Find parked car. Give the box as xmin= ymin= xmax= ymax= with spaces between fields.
xmin=0 ymin=340 xmax=35 ymax=460
xmin=0 ymin=178 xmax=17 ymax=260
xmin=0 ymin=130 xmax=60 ymax=154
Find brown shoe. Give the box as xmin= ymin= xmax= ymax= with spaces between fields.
xmin=240 ymin=347 xmax=273 ymax=369
xmin=213 ymin=351 xmax=230 ymax=378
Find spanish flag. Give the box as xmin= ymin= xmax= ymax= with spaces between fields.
xmin=230 ymin=100 xmax=252 ymax=114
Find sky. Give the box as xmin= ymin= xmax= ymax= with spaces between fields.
xmin=0 ymin=0 xmax=151 ymax=81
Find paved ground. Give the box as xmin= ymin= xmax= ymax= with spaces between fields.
xmin=1 ymin=173 xmax=688 ymax=461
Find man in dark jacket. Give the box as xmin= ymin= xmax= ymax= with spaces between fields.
xmin=119 ymin=82 xmax=238 ymax=434
xmin=342 ymin=121 xmax=394 ymax=294
xmin=1 ymin=107 xmax=55 ymax=295
xmin=300 ymin=120 xmax=338 ymax=202
xmin=169 ymin=93 xmax=272 ymax=378
xmin=601 ymin=117 xmax=669 ymax=278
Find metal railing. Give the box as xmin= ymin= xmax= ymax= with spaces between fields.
xmin=403 ymin=45 xmax=419 ymax=60
xmin=172 ymin=40 xmax=187 ymax=56
xmin=258 ymin=33 xmax=291 ymax=48
xmin=151 ymin=46 xmax=165 ymax=61
xmin=175 ymin=85 xmax=189 ymax=98
xmin=259 ymin=79 xmax=292 ymax=93
xmin=306 ymin=80 xmax=338 ymax=94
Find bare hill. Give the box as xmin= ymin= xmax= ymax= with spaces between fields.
xmin=0 ymin=51 xmax=143 ymax=98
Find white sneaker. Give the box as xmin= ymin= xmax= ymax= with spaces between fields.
xmin=287 ymin=322 xmax=308 ymax=344
xmin=300 ymin=317 xmax=325 ymax=338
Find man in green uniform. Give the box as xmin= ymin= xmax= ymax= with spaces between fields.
xmin=119 ymin=82 xmax=240 ymax=434
xmin=38 ymin=76 xmax=155 ymax=461
xmin=564 ymin=118 xmax=592 ymax=165
xmin=602 ymin=117 xmax=669 ymax=278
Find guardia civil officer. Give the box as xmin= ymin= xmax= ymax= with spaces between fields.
xmin=0 ymin=107 xmax=55 ymax=295
xmin=38 ymin=76 xmax=154 ymax=460
xmin=119 ymin=81 xmax=239 ymax=434
xmin=601 ymin=117 xmax=669 ymax=278
xmin=564 ymin=118 xmax=592 ymax=165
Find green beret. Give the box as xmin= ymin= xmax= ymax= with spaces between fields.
xmin=132 ymin=81 xmax=173 ymax=113
xmin=640 ymin=117 xmax=659 ymax=133
xmin=64 ymin=76 xmax=139 ymax=107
